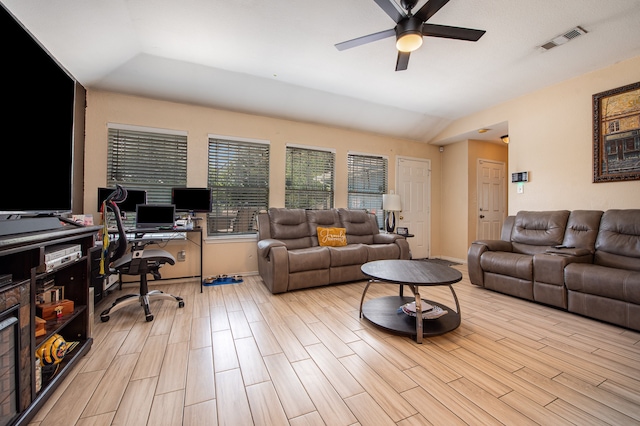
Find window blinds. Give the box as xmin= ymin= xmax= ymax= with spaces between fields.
xmin=107 ymin=128 xmax=187 ymax=204
xmin=285 ymin=146 xmax=335 ymax=209
xmin=207 ymin=138 xmax=269 ymax=235
xmin=348 ymin=153 xmax=387 ymax=228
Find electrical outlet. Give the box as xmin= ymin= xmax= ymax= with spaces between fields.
xmin=177 ymin=250 xmax=186 ymax=262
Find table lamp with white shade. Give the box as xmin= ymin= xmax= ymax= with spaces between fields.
xmin=382 ymin=193 xmax=402 ymax=233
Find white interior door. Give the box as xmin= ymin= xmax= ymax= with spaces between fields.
xmin=397 ymin=157 xmax=431 ymax=259
xmin=477 ymin=159 xmax=505 ymax=240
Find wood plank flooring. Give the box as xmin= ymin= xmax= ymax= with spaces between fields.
xmin=29 ymin=264 xmax=640 ymax=425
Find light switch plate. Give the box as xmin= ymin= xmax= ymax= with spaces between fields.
xmin=517 ymin=183 xmax=524 ymax=194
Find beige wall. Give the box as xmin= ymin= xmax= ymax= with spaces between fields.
xmin=84 ymin=91 xmax=440 ymax=278
xmin=435 ymin=55 xmax=640 ymax=214
xmin=467 ymin=139 xmax=509 ymax=247
xmin=84 ymin=55 xmax=639 ymax=274
xmin=438 ymin=140 xmax=508 ymax=262
xmin=439 ymin=142 xmax=468 ymax=262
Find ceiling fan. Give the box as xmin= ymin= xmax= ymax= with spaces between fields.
xmin=335 ymin=0 xmax=486 ymax=71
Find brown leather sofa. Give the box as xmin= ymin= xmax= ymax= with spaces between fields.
xmin=468 ymin=209 xmax=640 ymax=331
xmin=256 ymin=208 xmax=410 ymax=293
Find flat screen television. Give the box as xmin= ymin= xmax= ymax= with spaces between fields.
xmin=171 ymin=187 xmax=212 ymax=212
xmin=135 ymin=204 xmax=176 ymax=229
xmin=98 ymin=188 xmax=148 ymax=213
xmin=0 ymin=5 xmax=81 ymax=217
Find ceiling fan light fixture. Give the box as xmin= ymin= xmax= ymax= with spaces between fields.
xmin=396 ymin=32 xmax=423 ymax=52
xmin=396 ymin=17 xmax=423 ymax=52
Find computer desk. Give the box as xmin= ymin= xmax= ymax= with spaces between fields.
xmin=109 ymin=226 xmax=205 ymax=292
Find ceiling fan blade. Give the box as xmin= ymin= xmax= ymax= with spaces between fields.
xmin=395 ymin=51 xmax=410 ymax=71
xmin=373 ymin=0 xmax=406 ymax=23
xmin=422 ymin=23 xmax=486 ymax=41
xmin=335 ymin=28 xmax=395 ymax=51
xmin=413 ymin=0 xmax=450 ymax=23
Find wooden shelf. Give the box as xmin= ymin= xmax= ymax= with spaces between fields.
xmin=0 ymin=220 xmax=100 ymax=426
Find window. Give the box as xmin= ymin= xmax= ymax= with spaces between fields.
xmin=107 ymin=127 xmax=188 ymax=202
xmin=348 ymin=153 xmax=387 ymax=228
xmin=285 ymin=146 xmax=335 ymax=209
xmin=608 ymin=120 xmax=620 ymax=134
xmin=207 ymin=137 xmax=269 ymax=236
xmin=107 ymin=126 xmax=187 ymax=226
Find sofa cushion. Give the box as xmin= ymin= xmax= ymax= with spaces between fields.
xmin=511 ymin=210 xmax=569 ymax=248
xmin=307 ymin=209 xmax=342 ymax=243
xmin=480 ymin=252 xmax=533 ymax=281
xmin=565 ymin=263 xmax=640 ymax=304
xmin=328 ymin=244 xmax=368 ymax=267
xmin=317 ymin=227 xmax=347 ymax=247
xmin=338 ymin=208 xmax=376 ymax=244
xmin=268 ymin=208 xmax=313 ymax=250
xmin=288 ymin=247 xmax=330 ymax=273
xmin=562 ymin=210 xmax=603 ymax=252
xmin=594 ymin=209 xmax=640 ymax=271
xmin=366 ymin=244 xmax=400 ymax=261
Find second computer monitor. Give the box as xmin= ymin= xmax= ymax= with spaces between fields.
xmin=171 ymin=187 xmax=212 ymax=213
xmin=98 ymin=187 xmax=147 ymax=212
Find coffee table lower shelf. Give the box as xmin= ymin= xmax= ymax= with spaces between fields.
xmin=361 ymin=295 xmax=460 ymax=340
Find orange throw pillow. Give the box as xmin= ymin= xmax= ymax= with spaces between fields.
xmin=317 ymin=227 xmax=347 ymax=247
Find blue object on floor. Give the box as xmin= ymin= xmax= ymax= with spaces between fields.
xmin=203 ymin=276 xmax=243 ymax=286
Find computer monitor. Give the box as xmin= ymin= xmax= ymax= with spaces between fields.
xmin=135 ymin=204 xmax=176 ymax=229
xmin=171 ymin=187 xmax=212 ymax=212
xmin=98 ymin=187 xmax=147 ymax=212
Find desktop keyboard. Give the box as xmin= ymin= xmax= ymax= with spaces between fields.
xmin=107 ymin=227 xmax=187 ymax=242
xmin=127 ymin=231 xmax=186 ymax=241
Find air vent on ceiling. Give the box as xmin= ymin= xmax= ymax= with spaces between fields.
xmin=540 ymin=26 xmax=587 ymax=50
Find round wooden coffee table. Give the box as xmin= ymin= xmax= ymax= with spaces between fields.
xmin=360 ymin=260 xmax=462 ymax=343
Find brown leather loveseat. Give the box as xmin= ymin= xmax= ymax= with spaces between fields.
xmin=467 ymin=209 xmax=640 ymax=331
xmin=256 ymin=208 xmax=410 ymax=293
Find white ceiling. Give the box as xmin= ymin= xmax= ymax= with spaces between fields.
xmin=3 ymin=0 xmax=640 ymax=144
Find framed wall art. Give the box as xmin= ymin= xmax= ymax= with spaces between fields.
xmin=592 ymin=81 xmax=640 ymax=182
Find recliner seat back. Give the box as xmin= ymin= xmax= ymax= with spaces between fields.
xmin=511 ymin=210 xmax=569 ymax=255
xmin=561 ymin=210 xmax=603 ymax=252
xmin=594 ymin=209 xmax=640 ymax=271
xmin=338 ymin=209 xmax=377 ymax=244
xmin=267 ymin=208 xmax=313 ymax=250
xmin=306 ymin=209 xmax=342 ymax=247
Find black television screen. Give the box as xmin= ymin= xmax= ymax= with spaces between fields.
xmin=0 ymin=5 xmax=79 ymax=216
xmin=171 ymin=187 xmax=212 ymax=212
xmin=98 ymin=188 xmax=148 ymax=212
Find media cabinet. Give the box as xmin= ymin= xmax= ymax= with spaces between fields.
xmin=0 ymin=218 xmax=100 ymax=426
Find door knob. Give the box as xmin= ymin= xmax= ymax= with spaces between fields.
xmin=480 ymin=215 xmax=485 ymax=219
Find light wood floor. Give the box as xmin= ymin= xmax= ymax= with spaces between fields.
xmin=29 ymin=264 xmax=640 ymax=426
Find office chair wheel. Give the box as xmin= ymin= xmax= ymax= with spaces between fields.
xmin=146 ymin=314 xmax=154 ymax=322
xmin=179 ymin=301 xmax=185 ymax=308
xmin=101 ymin=315 xmax=110 ymax=322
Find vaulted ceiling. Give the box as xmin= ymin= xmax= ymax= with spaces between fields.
xmin=4 ymin=0 xmax=640 ymax=144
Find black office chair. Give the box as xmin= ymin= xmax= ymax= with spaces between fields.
xmin=100 ymin=185 xmax=184 ymax=322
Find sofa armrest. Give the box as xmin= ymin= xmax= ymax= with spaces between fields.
xmin=473 ymin=240 xmax=514 ymax=252
xmin=257 ymin=238 xmax=286 ymax=258
xmin=467 ymin=240 xmax=513 ymax=287
xmin=256 ymin=241 xmax=290 ymax=294
xmin=467 ymin=243 xmax=487 ymax=286
xmin=373 ymin=233 xmax=401 ymax=244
